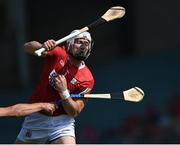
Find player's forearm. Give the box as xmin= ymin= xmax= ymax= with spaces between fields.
xmin=62 ymin=98 xmax=83 ymax=117
xmin=24 ymin=41 xmax=42 ymax=55
xmin=0 ymin=107 xmax=12 ymax=117
xmin=8 ymin=103 xmax=44 ymax=117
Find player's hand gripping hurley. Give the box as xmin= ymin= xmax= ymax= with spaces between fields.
xmin=35 ymin=6 xmax=126 ymax=56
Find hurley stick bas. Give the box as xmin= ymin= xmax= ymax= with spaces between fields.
xmin=70 ymin=87 xmax=144 ymax=102
xmin=35 ymin=6 xmax=125 ymax=56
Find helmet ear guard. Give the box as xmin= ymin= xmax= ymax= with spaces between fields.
xmin=85 ymin=38 xmax=94 ymax=59
xmin=90 ymin=38 xmax=94 ymax=49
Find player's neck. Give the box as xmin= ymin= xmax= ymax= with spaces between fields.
xmin=69 ymin=56 xmax=85 ymax=68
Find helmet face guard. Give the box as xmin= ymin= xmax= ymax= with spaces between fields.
xmin=66 ymin=30 xmax=93 ymax=60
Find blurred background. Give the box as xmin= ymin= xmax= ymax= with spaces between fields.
xmin=0 ymin=0 xmax=180 ymax=143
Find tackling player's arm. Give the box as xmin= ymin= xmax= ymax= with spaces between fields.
xmin=0 ymin=102 xmax=57 ymax=117
xmin=54 ymin=75 xmax=88 ymax=117
xmin=24 ymin=40 xmax=56 ymax=57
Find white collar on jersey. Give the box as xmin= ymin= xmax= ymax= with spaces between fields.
xmin=78 ymin=61 xmax=85 ymax=69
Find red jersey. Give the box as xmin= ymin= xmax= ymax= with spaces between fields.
xmin=31 ymin=46 xmax=94 ymax=116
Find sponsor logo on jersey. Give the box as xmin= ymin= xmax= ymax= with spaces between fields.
xmin=70 ymin=78 xmax=77 ymax=84
xmin=59 ymin=60 xmax=65 ymax=67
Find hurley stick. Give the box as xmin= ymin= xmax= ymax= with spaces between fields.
xmin=35 ymin=6 xmax=125 ymax=56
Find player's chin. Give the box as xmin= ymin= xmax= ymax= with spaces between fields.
xmin=74 ymin=52 xmax=87 ymax=60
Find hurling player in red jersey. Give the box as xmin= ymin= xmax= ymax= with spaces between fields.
xmin=0 ymin=102 xmax=57 ymax=117
xmin=15 ymin=30 xmax=94 ymax=144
